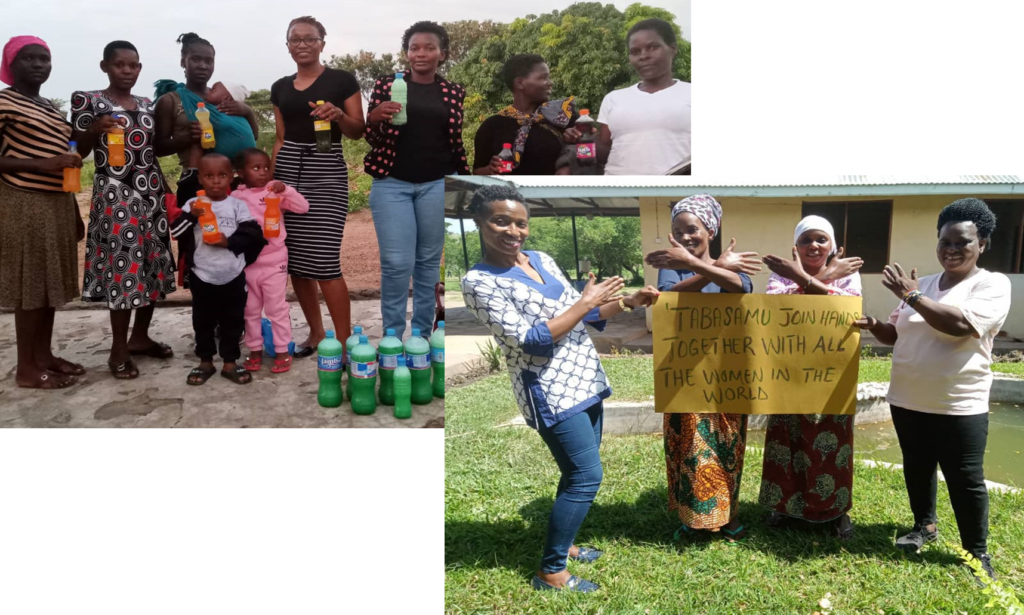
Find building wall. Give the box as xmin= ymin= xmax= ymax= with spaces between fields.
xmin=640 ymin=194 xmax=1023 ymax=336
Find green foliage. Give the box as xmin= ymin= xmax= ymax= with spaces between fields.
xmin=327 ymin=51 xmax=401 ymax=99
xmin=954 ymin=545 xmax=1024 ymax=614
xmin=476 ymin=339 xmax=504 ymax=372
xmin=445 ymin=223 xmax=481 ymax=278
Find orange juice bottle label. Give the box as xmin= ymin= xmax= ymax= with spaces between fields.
xmin=108 ymin=132 xmax=124 ymax=145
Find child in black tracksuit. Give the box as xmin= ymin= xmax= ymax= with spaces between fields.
xmin=170 ymin=153 xmax=266 ymax=385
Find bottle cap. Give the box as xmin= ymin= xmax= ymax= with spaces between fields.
xmin=197 ymin=102 xmax=205 ymax=108
xmin=580 ymin=109 xmax=590 ymax=115
xmin=316 ymin=100 xmax=325 ymax=105
xmin=412 ymin=328 xmax=421 ymax=337
xmin=360 ymin=335 xmax=368 ymax=344
xmin=397 ymin=355 xmax=406 ymax=367
xmin=395 ymin=72 xmax=403 ymax=79
xmin=354 ymin=326 xmax=363 ymax=333
xmin=197 ymin=190 xmax=206 ymax=196
xmin=438 ymin=321 xmax=444 ymax=329
xmin=502 ymin=143 xmax=511 ymax=149
xmin=386 ymin=328 xmax=395 ymax=337
xmin=326 ymin=330 xmax=335 ymax=339
xmin=69 ymin=141 xmax=77 ymax=147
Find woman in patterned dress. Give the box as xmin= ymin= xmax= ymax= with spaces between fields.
xmin=461 ymin=185 xmax=658 ymax=593
xmin=757 ymin=216 xmax=864 ymax=539
xmin=72 ymin=41 xmax=177 ymax=379
xmin=645 ymin=194 xmax=761 ymax=541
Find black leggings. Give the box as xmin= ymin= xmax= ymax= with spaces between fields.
xmin=890 ymin=405 xmax=989 ymax=555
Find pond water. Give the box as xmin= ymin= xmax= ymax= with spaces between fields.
xmin=748 ymin=403 xmax=1024 ymax=488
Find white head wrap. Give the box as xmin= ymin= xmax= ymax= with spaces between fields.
xmin=794 ymin=215 xmax=838 ymax=255
xmin=220 ymin=81 xmax=250 ymax=102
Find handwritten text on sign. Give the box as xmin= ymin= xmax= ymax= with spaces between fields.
xmin=653 ymin=293 xmax=862 ymax=415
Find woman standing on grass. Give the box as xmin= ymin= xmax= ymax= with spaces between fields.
xmin=644 ymin=194 xmax=760 ymax=542
xmin=855 ymin=198 xmax=1010 ymax=583
xmin=461 ymin=185 xmax=658 ymax=594
xmin=757 ymin=216 xmax=863 ymax=539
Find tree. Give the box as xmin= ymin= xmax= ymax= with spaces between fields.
xmin=50 ymin=98 xmax=68 ymax=118
xmin=246 ymin=89 xmax=277 ymax=153
xmin=445 ymin=223 xmax=482 ymax=278
xmin=441 ymin=20 xmax=506 ymax=66
xmin=449 ymin=3 xmax=690 ymax=115
xmin=328 ymin=51 xmax=400 ymax=100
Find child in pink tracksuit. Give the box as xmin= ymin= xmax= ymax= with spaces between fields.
xmin=233 ymin=148 xmax=310 ymax=373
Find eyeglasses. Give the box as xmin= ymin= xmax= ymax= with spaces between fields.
xmin=287 ymin=37 xmax=323 ymax=47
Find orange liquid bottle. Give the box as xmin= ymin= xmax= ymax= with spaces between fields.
xmin=107 ymin=114 xmax=126 ymax=167
xmin=195 ymin=190 xmax=221 ymax=244
xmin=264 ymin=191 xmax=281 ymax=238
xmin=62 ymin=141 xmax=81 ymax=193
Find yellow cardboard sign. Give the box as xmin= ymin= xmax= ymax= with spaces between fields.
xmin=653 ymin=293 xmax=862 ymax=415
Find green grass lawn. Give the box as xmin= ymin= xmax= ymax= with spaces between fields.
xmin=445 ymin=376 xmax=1024 ymax=613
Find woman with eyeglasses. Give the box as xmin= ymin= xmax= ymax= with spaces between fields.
xmin=271 ymin=16 xmax=365 ymax=357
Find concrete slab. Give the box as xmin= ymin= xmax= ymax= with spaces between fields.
xmin=0 ymin=299 xmax=444 ymax=428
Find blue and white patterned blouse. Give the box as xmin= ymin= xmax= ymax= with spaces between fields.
xmin=656 ymin=268 xmax=754 ymax=294
xmin=462 ymin=251 xmax=610 ymax=429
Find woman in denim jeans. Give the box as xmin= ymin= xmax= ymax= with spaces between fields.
xmin=364 ymin=21 xmax=470 ymax=339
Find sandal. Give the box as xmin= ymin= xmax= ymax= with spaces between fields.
xmin=833 ymin=513 xmax=855 ymax=541
xmin=673 ymin=524 xmax=695 ymax=542
xmin=271 ymin=356 xmax=292 ymax=374
xmin=130 ymin=341 xmax=174 ymax=359
xmin=187 ymin=366 xmax=217 ymax=385
xmin=221 ymin=365 xmax=252 ymax=385
xmin=243 ymin=355 xmax=263 ymax=371
xmin=108 ymin=360 xmax=140 ymax=380
xmin=568 ymin=546 xmax=603 ymax=563
xmin=721 ymin=523 xmax=748 ymax=544
xmin=48 ymin=356 xmax=86 ymax=376
xmin=17 ymin=371 xmax=77 ymax=390
xmin=766 ymin=511 xmax=792 ymax=529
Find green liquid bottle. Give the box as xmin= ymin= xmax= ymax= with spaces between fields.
xmin=378 ymin=328 xmax=404 ymax=406
xmin=430 ymin=321 xmax=445 ymax=398
xmin=350 ymin=335 xmax=378 ymax=416
xmin=405 ymin=328 xmax=432 ymax=405
xmin=393 ymin=354 xmax=412 ymax=420
xmin=345 ymin=325 xmax=363 ymax=401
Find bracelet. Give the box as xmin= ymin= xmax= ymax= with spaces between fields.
xmin=803 ymin=276 xmax=813 ymax=291
xmin=902 ymin=289 xmax=923 ymax=308
xmin=618 ymin=298 xmax=633 ymax=312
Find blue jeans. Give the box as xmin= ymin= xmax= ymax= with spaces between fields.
xmin=369 ymin=177 xmax=444 ymax=339
xmin=536 ymin=403 xmax=604 ymax=573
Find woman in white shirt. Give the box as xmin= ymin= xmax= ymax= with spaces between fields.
xmin=461 ymin=185 xmax=658 ymax=593
xmin=856 ymin=198 xmax=1010 ymax=583
xmin=597 ymin=18 xmax=690 ymax=175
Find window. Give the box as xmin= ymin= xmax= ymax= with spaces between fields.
xmin=977 ymin=200 xmax=1024 ymax=273
xmin=801 ymin=201 xmax=893 ymax=272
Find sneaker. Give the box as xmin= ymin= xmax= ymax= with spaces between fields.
xmin=895 ymin=524 xmax=938 ymax=553
xmin=569 ymin=546 xmax=604 ymax=564
xmin=972 ymin=553 xmax=997 ymax=587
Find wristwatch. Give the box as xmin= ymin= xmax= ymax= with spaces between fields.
xmin=618 ymin=298 xmax=633 ymax=312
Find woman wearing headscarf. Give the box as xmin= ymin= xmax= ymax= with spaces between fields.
xmin=473 ymin=54 xmax=579 ymax=176
xmin=0 ymin=36 xmax=85 ymax=389
xmin=645 ymin=195 xmax=761 ymax=541
xmin=758 ymin=215 xmax=864 ymax=539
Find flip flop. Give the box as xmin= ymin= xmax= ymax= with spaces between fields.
xmin=130 ymin=341 xmax=174 ymax=359
xmin=243 ymin=355 xmax=263 ymax=371
xmin=271 ymin=356 xmax=292 ymax=374
xmin=186 ymin=366 xmax=217 ymax=385
xmin=108 ymin=360 xmax=140 ymax=380
xmin=17 ymin=371 xmax=77 ymax=390
xmin=49 ymin=356 xmax=86 ymax=376
xmin=721 ymin=524 xmax=748 ymax=544
xmin=221 ymin=365 xmax=252 ymax=385
xmin=673 ymin=524 xmax=695 ymax=542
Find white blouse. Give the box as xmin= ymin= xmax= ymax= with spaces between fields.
xmin=461 ymin=251 xmax=610 ymax=429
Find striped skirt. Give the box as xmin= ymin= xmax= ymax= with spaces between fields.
xmin=274 ymin=141 xmax=348 ymax=280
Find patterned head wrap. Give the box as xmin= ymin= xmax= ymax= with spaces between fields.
xmin=1 ymin=36 xmax=49 ymax=86
xmin=794 ymin=215 xmax=838 ymax=255
xmin=671 ymin=194 xmax=723 ymax=238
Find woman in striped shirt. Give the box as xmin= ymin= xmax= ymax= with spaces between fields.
xmin=0 ymin=36 xmax=86 ymax=389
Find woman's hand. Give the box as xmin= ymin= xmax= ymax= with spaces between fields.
xmin=715 ymin=238 xmax=762 ymax=274
xmin=189 ymin=120 xmax=203 ymax=144
xmin=624 ymin=285 xmax=660 ymax=308
xmin=854 ymin=316 xmax=878 ymax=330
xmin=90 ymin=114 xmax=126 ymax=135
xmin=267 ymin=181 xmax=287 ymax=194
xmin=309 ymin=101 xmax=344 ymax=123
xmin=190 ymin=206 xmax=206 ymax=218
xmin=645 ymin=235 xmax=696 ymax=270
xmin=819 ymin=247 xmax=864 ymax=282
xmin=38 ymin=154 xmax=82 ymax=173
xmin=882 ymin=263 xmax=918 ymax=298
xmin=580 ymin=272 xmax=625 ymax=309
xmin=563 ymin=127 xmax=581 ymax=144
xmin=486 ymin=155 xmax=504 ymax=175
xmin=216 ymin=100 xmax=250 ymax=117
xmin=368 ymin=102 xmax=402 ymax=125
xmin=762 ymin=247 xmax=808 ymax=284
